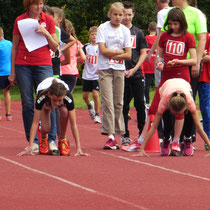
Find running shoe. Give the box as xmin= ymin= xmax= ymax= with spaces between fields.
xmin=113 ymin=140 xmax=120 ymax=149
xmin=160 ymin=138 xmax=171 ymax=156
xmin=103 ymin=138 xmax=117 ymax=150
xmin=49 ymin=141 xmax=60 ymax=155
xmin=39 ymin=138 xmax=49 ymax=155
xmin=121 ymin=136 xmax=132 ymax=146
xmin=183 ymin=137 xmax=194 ymax=156
xmin=59 ymin=139 xmax=70 ymax=156
xmin=122 ymin=141 xmax=141 ymax=152
xmin=171 ymin=142 xmax=181 ymax=156
xmin=88 ymin=101 xmax=95 ymax=120
xmin=0 ymin=115 xmax=2 ymax=120
xmin=6 ymin=114 xmax=12 ymax=121
xmin=94 ymin=115 xmax=101 ymax=124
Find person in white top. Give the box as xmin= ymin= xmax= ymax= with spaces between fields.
xmin=82 ymin=26 xmax=101 ymax=124
xmin=96 ymin=2 xmax=131 ymax=150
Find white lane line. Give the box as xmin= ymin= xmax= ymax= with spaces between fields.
xmin=95 ymin=150 xmax=210 ymax=182
xmin=0 ymin=156 xmax=147 ymax=210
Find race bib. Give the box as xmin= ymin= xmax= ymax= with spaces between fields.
xmin=86 ymin=55 xmax=97 ymax=64
xmin=166 ymin=40 xmax=185 ymax=56
xmin=109 ymin=58 xmax=124 ymax=65
xmin=130 ymin=35 xmax=136 ymax=49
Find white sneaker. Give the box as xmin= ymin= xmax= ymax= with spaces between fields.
xmin=49 ymin=141 xmax=58 ymax=151
xmin=88 ymin=101 xmax=95 ymax=120
xmin=94 ymin=115 xmax=101 ymax=123
xmin=24 ymin=143 xmax=39 ymax=153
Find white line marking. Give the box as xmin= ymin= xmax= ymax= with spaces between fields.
xmin=0 ymin=156 xmax=147 ymax=210
xmin=95 ymin=150 xmax=210 ymax=182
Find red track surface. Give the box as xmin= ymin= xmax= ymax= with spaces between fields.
xmin=0 ymin=101 xmax=210 ymax=210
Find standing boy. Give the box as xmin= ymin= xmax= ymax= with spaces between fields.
xmin=121 ymin=1 xmax=147 ymax=146
xmin=82 ymin=26 xmax=101 ymax=123
xmin=0 ymin=27 xmax=13 ymax=121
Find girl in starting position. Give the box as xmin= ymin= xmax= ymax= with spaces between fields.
xmin=18 ymin=77 xmax=88 ymax=156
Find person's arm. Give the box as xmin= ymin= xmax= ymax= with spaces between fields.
xmin=68 ymin=109 xmax=88 ymax=156
xmin=191 ymin=110 xmax=210 ymax=150
xmin=125 ymin=48 xmax=146 ymax=78
xmin=61 ymin=47 xmax=71 ymax=66
xmin=17 ymin=109 xmax=41 ymax=156
xmin=77 ymin=48 xmax=86 ymax=64
xmin=60 ymin=35 xmax=76 ymax=54
xmin=8 ymin=34 xmax=19 ymax=85
xmin=35 ymin=25 xmax=58 ymax=52
xmin=156 ymin=47 xmax=164 ymax=71
xmin=167 ymin=48 xmax=197 ymax=66
xmin=191 ymin=33 xmax=206 ymax=78
xmin=113 ymin=47 xmax=131 ymax=61
xmin=135 ymin=112 xmax=162 ymax=157
xmin=98 ymin=42 xmax=125 ymax=58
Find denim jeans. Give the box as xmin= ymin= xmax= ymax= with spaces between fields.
xmin=15 ymin=65 xmax=56 ymax=143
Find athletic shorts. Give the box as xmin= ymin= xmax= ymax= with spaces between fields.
xmin=0 ymin=76 xmax=10 ymax=90
xmin=82 ymin=79 xmax=99 ymax=92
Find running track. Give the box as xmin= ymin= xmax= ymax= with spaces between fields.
xmin=0 ymin=101 xmax=210 ymax=210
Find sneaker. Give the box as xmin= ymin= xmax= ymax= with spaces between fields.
xmin=103 ymin=138 xmax=117 ymax=150
xmin=183 ymin=137 xmax=194 ymax=156
xmin=6 ymin=114 xmax=12 ymax=121
xmin=126 ymin=141 xmax=141 ymax=152
xmin=113 ymin=140 xmax=120 ymax=149
xmin=24 ymin=143 xmax=39 ymax=153
xmin=59 ymin=139 xmax=70 ymax=156
xmin=121 ymin=136 xmax=132 ymax=146
xmin=0 ymin=115 xmax=2 ymax=120
xmin=39 ymin=138 xmax=49 ymax=155
xmin=94 ymin=115 xmax=101 ymax=124
xmin=88 ymin=101 xmax=95 ymax=120
xmin=171 ymin=142 xmax=181 ymax=156
xmin=49 ymin=141 xmax=60 ymax=155
xmin=161 ymin=138 xmax=171 ymax=156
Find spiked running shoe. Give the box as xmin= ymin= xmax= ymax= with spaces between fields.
xmin=6 ymin=114 xmax=12 ymax=121
xmin=59 ymin=139 xmax=70 ymax=156
xmin=125 ymin=141 xmax=141 ymax=152
xmin=39 ymin=138 xmax=49 ymax=155
xmin=161 ymin=138 xmax=171 ymax=156
xmin=183 ymin=137 xmax=194 ymax=156
xmin=171 ymin=142 xmax=181 ymax=156
xmin=103 ymin=138 xmax=117 ymax=150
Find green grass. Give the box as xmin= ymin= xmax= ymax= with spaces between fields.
xmin=0 ymin=84 xmax=200 ymax=109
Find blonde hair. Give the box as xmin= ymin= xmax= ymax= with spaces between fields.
xmin=23 ymin=0 xmax=45 ymax=9
xmin=168 ymin=92 xmax=188 ymax=113
xmin=51 ymin=7 xmax=66 ymax=29
xmin=89 ymin=26 xmax=98 ymax=34
xmin=64 ymin=19 xmax=77 ymax=40
xmin=107 ymin=2 xmax=125 ymax=18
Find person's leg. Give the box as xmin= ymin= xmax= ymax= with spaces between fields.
xmin=3 ymin=88 xmax=11 ymax=115
xmin=83 ymin=91 xmax=90 ymax=106
xmin=113 ymin=70 xmax=125 ymax=135
xmin=98 ymin=69 xmax=115 ymax=135
xmin=144 ymin=74 xmax=153 ymax=104
xmin=198 ymin=82 xmax=210 ymax=140
xmin=92 ymin=90 xmax=100 ymax=114
xmin=15 ymin=65 xmax=38 ymax=142
xmin=122 ymin=78 xmax=132 ymax=138
xmin=132 ymin=77 xmax=146 ymax=136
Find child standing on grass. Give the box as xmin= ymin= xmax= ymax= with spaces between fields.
xmin=0 ymin=27 xmax=13 ymax=121
xmin=124 ymin=8 xmax=197 ymax=156
xmin=82 ymin=26 xmax=101 ymax=123
xmin=96 ymin=2 xmax=131 ymax=149
xmin=18 ymin=77 xmax=88 ymax=157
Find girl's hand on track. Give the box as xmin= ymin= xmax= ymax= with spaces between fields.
xmin=132 ymin=149 xmax=149 ymax=157
xmin=75 ymin=149 xmax=89 ymax=156
xmin=17 ymin=146 xmax=34 ymax=156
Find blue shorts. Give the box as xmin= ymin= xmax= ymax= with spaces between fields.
xmin=0 ymin=76 xmax=10 ymax=89
xmin=82 ymin=79 xmax=99 ymax=92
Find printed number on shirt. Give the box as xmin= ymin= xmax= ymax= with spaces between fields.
xmin=86 ymin=55 xmax=97 ymax=64
xmin=109 ymin=58 xmax=124 ymax=65
xmin=130 ymin=35 xmax=136 ymax=49
xmin=166 ymin=40 xmax=185 ymax=56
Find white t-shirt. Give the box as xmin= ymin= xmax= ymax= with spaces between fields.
xmin=82 ymin=43 xmax=99 ymax=80
xmin=157 ymin=7 xmax=171 ymax=34
xmin=96 ymin=21 xmax=131 ymax=70
xmin=36 ymin=77 xmax=69 ymax=94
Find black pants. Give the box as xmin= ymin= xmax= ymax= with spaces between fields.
xmin=60 ymin=75 xmax=77 ymax=93
xmin=123 ymin=77 xmax=146 ymax=137
xmin=144 ymin=73 xmax=154 ymax=104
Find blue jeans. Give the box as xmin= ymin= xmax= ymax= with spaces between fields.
xmin=15 ymin=65 xmax=56 ymax=143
